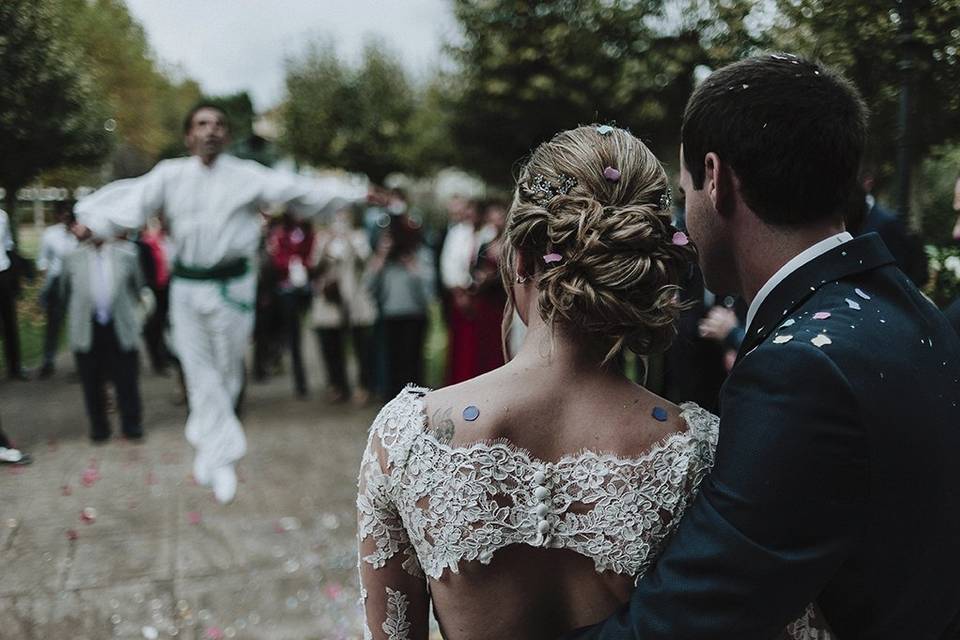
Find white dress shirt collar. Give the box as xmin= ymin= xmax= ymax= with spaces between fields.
xmin=745 ymin=231 xmax=853 ymax=332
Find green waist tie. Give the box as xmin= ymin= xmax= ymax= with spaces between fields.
xmin=172 ymin=258 xmax=253 ymax=312
xmin=172 ymin=258 xmax=249 ymax=281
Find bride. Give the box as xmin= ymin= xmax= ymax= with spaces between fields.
xmin=356 ymin=125 xmax=816 ymax=639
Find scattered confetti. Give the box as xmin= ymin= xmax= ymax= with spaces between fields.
xmin=845 ymin=298 xmax=861 ymax=310
xmin=651 ymin=406 xmax=668 ymax=422
xmin=80 ymin=507 xmax=97 ymax=524
xmin=813 ymin=312 xmax=831 ymax=320
xmin=854 ymin=288 xmax=871 ymax=300
xmin=66 ymin=529 xmax=79 ymax=541
xmin=780 ymin=319 xmax=796 ymax=328
xmin=142 ymin=626 xmax=159 ymax=640
xmin=671 ymin=231 xmax=689 ymax=246
xmin=602 ymin=166 xmax=621 ymax=182
xmin=811 ymin=334 xmax=832 ymax=348
xmin=596 ymin=125 xmax=614 ymax=135
xmin=324 ymin=583 xmax=343 ymax=600
xmin=81 ymin=466 xmax=101 ymax=488
xmin=463 ymin=406 xmax=480 ymax=422
xmin=773 ymin=335 xmax=794 ymax=344
xmin=187 ymin=511 xmax=202 ymax=525
xmin=204 ymin=627 xmax=224 ymax=640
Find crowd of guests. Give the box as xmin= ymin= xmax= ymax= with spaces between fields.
xmin=0 ymin=169 xmax=958 ymax=467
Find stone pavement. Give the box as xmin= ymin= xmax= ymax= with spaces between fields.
xmin=0 ymin=349 xmax=386 ymax=640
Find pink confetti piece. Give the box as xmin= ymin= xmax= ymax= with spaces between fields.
xmin=187 ymin=511 xmax=202 ymax=525
xmin=66 ymin=529 xmax=79 ymax=541
xmin=671 ymin=231 xmax=689 ymax=246
xmin=7 ymin=466 xmax=26 ymax=475
xmin=602 ymin=166 xmax=621 ymax=182
xmin=81 ymin=467 xmax=101 ymax=488
xmin=80 ymin=507 xmax=97 ymax=524
xmin=542 ymin=253 xmax=562 ymax=264
xmin=324 ymin=583 xmax=343 ymax=600
xmin=274 ymin=521 xmax=287 ymax=534
xmin=813 ymin=312 xmax=831 ymax=320
xmin=204 ymin=627 xmax=224 ymax=640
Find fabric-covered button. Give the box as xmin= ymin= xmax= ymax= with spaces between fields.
xmin=532 ymin=470 xmax=546 ymax=485
xmin=534 ymin=486 xmax=549 ymax=501
xmin=537 ymin=519 xmax=550 ymax=534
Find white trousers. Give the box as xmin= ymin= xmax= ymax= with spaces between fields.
xmin=170 ymin=272 xmax=255 ymax=479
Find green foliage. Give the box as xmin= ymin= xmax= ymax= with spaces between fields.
xmin=916 ymin=144 xmax=960 ymax=242
xmin=282 ymin=39 xmax=420 ymax=184
xmin=447 ymin=0 xmax=710 ymax=185
xmin=0 ymin=0 xmax=112 ymax=205
xmin=769 ymin=0 xmax=960 ymax=191
xmin=925 ymin=244 xmax=960 ymax=307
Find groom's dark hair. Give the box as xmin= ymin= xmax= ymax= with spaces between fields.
xmin=681 ymin=53 xmax=867 ymax=226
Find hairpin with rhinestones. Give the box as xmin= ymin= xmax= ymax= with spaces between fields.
xmin=659 ymin=186 xmax=673 ymax=212
xmin=531 ymin=173 xmax=577 ymax=201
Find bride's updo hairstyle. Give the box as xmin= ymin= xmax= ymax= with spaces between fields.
xmin=503 ymin=125 xmax=697 ymax=361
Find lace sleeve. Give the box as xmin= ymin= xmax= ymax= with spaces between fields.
xmin=357 ymin=394 xmax=429 ymax=640
xmin=783 ymin=604 xmax=834 ymax=640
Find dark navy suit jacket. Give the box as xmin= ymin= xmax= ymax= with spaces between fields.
xmin=566 ymin=233 xmax=960 ymax=639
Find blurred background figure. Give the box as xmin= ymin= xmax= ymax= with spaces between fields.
xmin=310 ymin=207 xmax=378 ymax=404
xmin=266 ymin=210 xmax=315 ymax=397
xmin=253 ymin=214 xmax=284 ymax=382
xmin=37 ymin=200 xmax=79 ymax=378
xmin=469 ymin=199 xmax=508 ymax=377
xmin=366 ymin=210 xmax=434 ymax=398
xmin=440 ymin=198 xmax=495 ymax=384
xmin=138 ymin=216 xmax=174 ymax=375
xmin=850 ymin=171 xmax=928 ymax=287
xmin=0 ymin=207 xmax=27 ymax=381
xmin=944 ymin=173 xmax=960 ymax=335
xmin=61 ymin=233 xmax=146 ymax=443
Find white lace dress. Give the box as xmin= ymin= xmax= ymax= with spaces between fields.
xmin=356 ymin=387 xmax=827 ymax=639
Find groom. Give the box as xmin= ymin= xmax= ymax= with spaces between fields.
xmin=568 ymin=55 xmax=960 ymax=638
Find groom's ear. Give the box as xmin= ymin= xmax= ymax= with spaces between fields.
xmin=704 ymin=152 xmax=738 ymax=219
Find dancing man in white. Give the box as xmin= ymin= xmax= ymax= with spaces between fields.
xmin=76 ymin=104 xmax=332 ymax=503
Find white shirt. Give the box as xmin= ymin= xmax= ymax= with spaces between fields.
xmin=745 ymin=231 xmax=853 ymax=332
xmin=75 ymin=154 xmax=334 ymax=268
xmin=0 ymin=209 xmax=13 ymax=273
xmin=439 ymin=222 xmax=496 ymax=289
xmin=89 ymin=244 xmax=114 ymax=325
xmin=38 ymin=223 xmax=79 ymax=279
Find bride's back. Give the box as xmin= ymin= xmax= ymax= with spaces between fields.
xmin=421 ymin=368 xmax=708 ymax=637
xmin=357 ymin=125 xmax=709 ymax=639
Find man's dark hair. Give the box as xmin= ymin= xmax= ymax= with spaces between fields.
xmin=182 ymin=102 xmax=230 ymax=134
xmin=681 ymin=53 xmax=868 ymax=226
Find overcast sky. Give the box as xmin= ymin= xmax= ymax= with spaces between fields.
xmin=125 ymin=0 xmax=458 ymax=111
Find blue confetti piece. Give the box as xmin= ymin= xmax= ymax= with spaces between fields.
xmin=596 ymin=125 xmax=614 ymax=135
xmin=463 ymin=405 xmax=480 ymax=422
xmin=652 ymin=406 xmax=668 ymax=422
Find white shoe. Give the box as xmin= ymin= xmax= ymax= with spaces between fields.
xmin=212 ymin=465 xmax=237 ymax=504
xmin=193 ymin=453 xmax=211 ymax=487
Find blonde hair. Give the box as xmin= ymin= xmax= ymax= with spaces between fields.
xmin=502 ymin=125 xmax=697 ymax=362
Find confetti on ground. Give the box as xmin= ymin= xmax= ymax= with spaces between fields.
xmin=81 ymin=466 xmax=101 ymax=487
xmin=204 ymin=627 xmax=224 ymax=640
xmin=80 ymin=507 xmax=97 ymax=524
xmin=142 ymin=626 xmax=159 ymax=640
xmin=66 ymin=529 xmax=79 ymax=541
xmin=187 ymin=511 xmax=202 ymax=525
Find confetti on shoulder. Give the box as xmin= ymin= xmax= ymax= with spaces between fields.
xmin=845 ymin=298 xmax=861 ymax=310
xmin=854 ymin=288 xmax=871 ymax=300
xmin=813 ymin=311 xmax=831 ymax=320
xmin=780 ymin=318 xmax=796 ymax=328
xmin=463 ymin=405 xmax=480 ymax=422
xmin=811 ymin=334 xmax=832 ymax=348
xmin=773 ymin=334 xmax=794 ymax=344
xmin=596 ymin=125 xmax=614 ymax=135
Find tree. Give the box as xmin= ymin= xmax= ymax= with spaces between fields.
xmin=282 ymin=38 xmax=418 ymax=184
xmin=446 ymin=0 xmax=711 ymax=186
xmin=0 ymin=0 xmax=112 ymax=233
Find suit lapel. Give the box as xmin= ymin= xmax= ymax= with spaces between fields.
xmin=735 ymin=233 xmax=896 ymax=363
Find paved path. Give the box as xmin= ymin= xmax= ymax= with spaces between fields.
xmin=0 ymin=345 xmax=382 ymax=640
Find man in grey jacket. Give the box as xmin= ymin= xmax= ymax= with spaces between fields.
xmin=61 ymin=234 xmax=146 ymax=442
